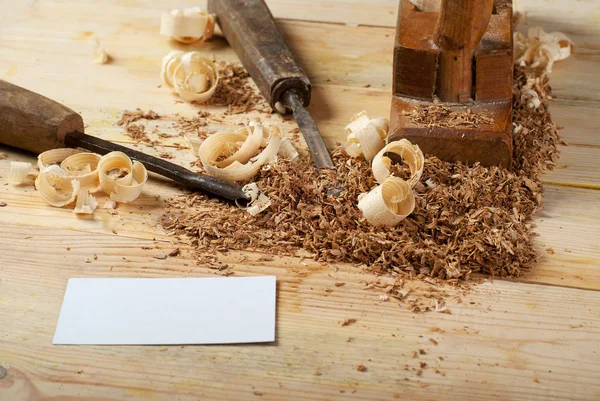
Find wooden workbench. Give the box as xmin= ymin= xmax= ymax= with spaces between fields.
xmin=0 ymin=1 xmax=599 ymax=400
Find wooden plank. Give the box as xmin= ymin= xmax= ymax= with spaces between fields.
xmin=551 ymin=99 xmax=600 ymax=147
xmin=54 ymin=0 xmax=599 ymax=45
xmin=0 ymin=220 xmax=600 ymax=400
xmin=1 ymin=7 xmax=598 ymax=104
xmin=0 ymin=1 xmax=599 ymax=400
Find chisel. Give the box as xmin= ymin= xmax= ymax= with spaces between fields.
xmin=208 ymin=0 xmax=335 ymax=171
xmin=0 ymin=80 xmax=250 ymax=204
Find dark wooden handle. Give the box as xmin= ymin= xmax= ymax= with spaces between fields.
xmin=434 ymin=0 xmax=494 ymax=102
xmin=0 ymin=80 xmax=83 ymax=154
xmin=208 ymin=0 xmax=311 ymax=111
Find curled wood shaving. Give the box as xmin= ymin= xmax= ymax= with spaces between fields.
xmin=520 ymin=88 xmax=541 ymax=110
xmin=358 ymin=177 xmax=416 ymax=227
xmin=199 ymin=122 xmax=281 ymax=182
xmin=33 ymin=148 xmax=147 ymax=211
xmin=160 ymin=7 xmax=216 ymax=44
xmin=35 ymin=165 xmax=80 ymax=207
xmin=9 ymin=162 xmax=32 ymax=184
xmin=514 ymin=27 xmax=573 ymax=73
xmin=372 ymin=140 xmax=424 ymax=187
xmin=238 ymin=183 xmax=271 ymax=217
xmin=345 ymin=111 xmax=389 ymax=161
xmin=98 ymin=151 xmax=148 ymax=203
xmin=38 ymin=148 xmax=81 ymax=170
xmin=61 ymin=153 xmax=101 ymax=191
xmin=161 ymin=51 xmax=219 ymax=103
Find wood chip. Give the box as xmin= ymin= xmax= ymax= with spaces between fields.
xmin=340 ymin=318 xmax=357 ymax=327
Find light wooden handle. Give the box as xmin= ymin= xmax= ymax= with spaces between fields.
xmin=0 ymin=80 xmax=83 ymax=154
xmin=435 ymin=0 xmax=494 ymax=102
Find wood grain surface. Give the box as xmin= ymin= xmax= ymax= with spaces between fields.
xmin=0 ymin=1 xmax=599 ymax=400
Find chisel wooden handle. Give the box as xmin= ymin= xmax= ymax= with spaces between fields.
xmin=208 ymin=0 xmax=311 ymax=111
xmin=0 ymin=79 xmax=83 ymax=154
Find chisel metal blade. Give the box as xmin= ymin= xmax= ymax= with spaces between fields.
xmin=282 ymin=90 xmax=334 ymax=171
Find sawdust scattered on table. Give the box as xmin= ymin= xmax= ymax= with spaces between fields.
xmin=205 ymin=61 xmax=271 ymax=114
xmin=160 ymin=66 xmax=559 ymax=288
xmin=403 ymin=104 xmax=494 ymax=128
xmin=117 ymin=109 xmax=159 ymax=126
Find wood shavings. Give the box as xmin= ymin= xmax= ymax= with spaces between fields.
xmin=403 ymin=104 xmax=494 ymax=128
xmin=520 ymin=88 xmax=541 ymax=110
xmin=98 ymin=151 xmax=148 ymax=203
xmin=239 ymin=183 xmax=271 ymax=216
xmin=38 ymin=148 xmax=81 ymax=170
xmin=345 ymin=111 xmax=389 ymax=161
xmin=73 ymin=189 xmax=98 ymax=214
xmin=33 ymin=148 xmax=147 ymax=212
xmin=514 ymin=27 xmax=573 ymax=73
xmin=205 ymin=61 xmax=270 ymax=114
xmin=61 ymin=153 xmax=101 ymax=191
xmin=358 ymin=177 xmax=415 ymax=227
xmin=199 ymin=122 xmax=281 ymax=182
xmin=160 ymin=64 xmax=563 ymax=283
xmin=117 ymin=109 xmax=159 ymax=126
xmin=161 ymin=51 xmax=218 ymax=103
xmin=103 ymin=199 xmax=117 ymax=210
xmin=160 ymin=7 xmax=216 ymax=44
xmin=9 ymin=161 xmax=32 ymax=184
xmin=340 ymin=318 xmax=357 ymax=326
xmin=278 ymin=137 xmax=299 ymax=162
xmin=35 ymin=165 xmax=80 ymax=207
xmin=372 ymin=139 xmax=424 ymax=187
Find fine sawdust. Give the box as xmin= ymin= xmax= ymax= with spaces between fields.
xmin=117 ymin=109 xmax=160 ymax=126
xmin=403 ymin=104 xmax=494 ymax=128
xmin=160 ymin=65 xmax=559 ymax=284
xmin=205 ymin=61 xmax=271 ymax=114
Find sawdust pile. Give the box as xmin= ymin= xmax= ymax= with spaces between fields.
xmin=403 ymin=104 xmax=494 ymax=128
xmin=160 ymin=66 xmax=559 ymax=281
xmin=205 ymin=61 xmax=271 ymax=114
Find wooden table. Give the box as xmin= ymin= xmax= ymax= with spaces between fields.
xmin=0 ymin=1 xmax=599 ymax=400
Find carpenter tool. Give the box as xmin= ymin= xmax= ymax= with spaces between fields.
xmin=208 ymin=0 xmax=334 ymax=171
xmin=0 ymin=80 xmax=249 ymax=204
xmin=389 ymin=0 xmax=514 ymax=167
